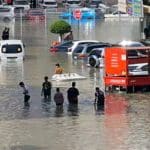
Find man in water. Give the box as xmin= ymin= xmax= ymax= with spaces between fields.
xmin=54 ymin=87 xmax=64 ymax=107
xmin=2 ymin=27 xmax=9 ymax=40
xmin=67 ymin=82 xmax=79 ymax=104
xmin=41 ymin=76 xmax=52 ymax=99
xmin=54 ymin=63 xmax=64 ymax=74
xmin=94 ymin=87 xmax=105 ymax=106
xmin=19 ymin=82 xmax=30 ymax=105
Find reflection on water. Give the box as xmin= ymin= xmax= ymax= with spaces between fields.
xmin=0 ymin=61 xmax=24 ymax=85
xmin=0 ymin=17 xmax=149 ymax=149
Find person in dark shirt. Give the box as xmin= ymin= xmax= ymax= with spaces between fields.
xmin=94 ymin=87 xmax=105 ymax=106
xmin=41 ymin=76 xmax=52 ymax=99
xmin=2 ymin=27 xmax=9 ymax=40
xmin=67 ymin=82 xmax=79 ymax=104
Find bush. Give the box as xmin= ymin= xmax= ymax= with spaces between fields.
xmin=50 ymin=20 xmax=71 ymax=41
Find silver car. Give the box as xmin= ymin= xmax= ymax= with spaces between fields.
xmin=0 ymin=6 xmax=15 ymax=22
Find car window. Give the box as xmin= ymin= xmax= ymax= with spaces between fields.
xmin=0 ymin=8 xmax=11 ymax=12
xmin=74 ymin=46 xmax=84 ymax=53
xmin=89 ymin=50 xmax=102 ymax=57
xmin=14 ymin=1 xmax=28 ymax=5
xmin=79 ymin=42 xmax=96 ymax=45
xmin=86 ymin=45 xmax=106 ymax=53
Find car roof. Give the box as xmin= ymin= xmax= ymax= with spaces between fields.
xmin=118 ymin=40 xmax=144 ymax=46
xmin=73 ymin=40 xmax=99 ymax=43
xmin=0 ymin=40 xmax=23 ymax=44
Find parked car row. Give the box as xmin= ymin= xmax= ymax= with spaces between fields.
xmin=49 ymin=40 xmax=149 ymax=72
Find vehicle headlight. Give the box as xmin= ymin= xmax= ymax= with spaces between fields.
xmin=2 ymin=48 xmax=6 ymax=53
xmin=17 ymin=48 xmax=21 ymax=52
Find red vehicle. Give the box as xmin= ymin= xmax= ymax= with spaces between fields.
xmin=26 ymin=9 xmax=45 ymax=20
xmin=104 ymin=46 xmax=150 ymax=93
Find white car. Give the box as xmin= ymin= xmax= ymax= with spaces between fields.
xmin=67 ymin=40 xmax=99 ymax=55
xmin=104 ymin=11 xmax=130 ymax=18
xmin=13 ymin=0 xmax=30 ymax=11
xmin=40 ymin=0 xmax=58 ymax=8
xmin=0 ymin=6 xmax=15 ymax=22
xmin=0 ymin=40 xmax=25 ymax=61
xmin=128 ymin=63 xmax=149 ymax=76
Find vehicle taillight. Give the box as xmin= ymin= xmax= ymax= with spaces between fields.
xmin=50 ymin=47 xmax=58 ymax=52
xmin=79 ymin=54 xmax=87 ymax=58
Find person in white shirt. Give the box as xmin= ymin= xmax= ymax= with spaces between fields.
xmin=19 ymin=82 xmax=30 ymax=104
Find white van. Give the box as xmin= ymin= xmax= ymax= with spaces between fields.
xmin=40 ymin=0 xmax=58 ymax=8
xmin=0 ymin=40 xmax=25 ymax=61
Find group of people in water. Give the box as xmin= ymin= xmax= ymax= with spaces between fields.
xmin=19 ymin=63 xmax=105 ymax=109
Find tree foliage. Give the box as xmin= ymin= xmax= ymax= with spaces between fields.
xmin=50 ymin=20 xmax=71 ymax=35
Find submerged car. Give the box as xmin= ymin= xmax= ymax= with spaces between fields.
xmin=67 ymin=40 xmax=99 ymax=55
xmin=50 ymin=40 xmax=75 ymax=52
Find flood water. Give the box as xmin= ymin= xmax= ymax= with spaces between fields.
xmin=0 ymin=16 xmax=149 ymax=150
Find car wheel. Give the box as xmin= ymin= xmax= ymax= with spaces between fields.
xmin=89 ymin=55 xmax=100 ymax=67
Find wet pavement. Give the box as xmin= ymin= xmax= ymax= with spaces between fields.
xmin=0 ymin=16 xmax=149 ymax=150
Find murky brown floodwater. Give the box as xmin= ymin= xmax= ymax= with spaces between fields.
xmin=0 ymin=15 xmax=149 ymax=150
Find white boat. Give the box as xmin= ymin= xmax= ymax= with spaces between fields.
xmin=51 ymin=73 xmax=86 ymax=81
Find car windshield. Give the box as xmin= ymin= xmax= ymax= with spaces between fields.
xmin=67 ymin=1 xmax=80 ymax=4
xmin=44 ymin=2 xmax=56 ymax=4
xmin=14 ymin=1 xmax=28 ymax=5
xmin=1 ymin=44 xmax=22 ymax=53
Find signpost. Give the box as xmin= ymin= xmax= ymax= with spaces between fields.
xmin=73 ymin=9 xmax=82 ymax=39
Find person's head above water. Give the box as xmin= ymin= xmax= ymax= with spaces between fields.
xmin=56 ymin=63 xmax=60 ymax=67
xmin=19 ymin=82 xmax=25 ymax=87
xmin=44 ymin=76 xmax=48 ymax=81
xmin=72 ymin=82 xmax=76 ymax=87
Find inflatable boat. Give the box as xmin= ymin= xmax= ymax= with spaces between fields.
xmin=51 ymin=73 xmax=86 ymax=81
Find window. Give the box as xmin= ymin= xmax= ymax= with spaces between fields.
xmin=14 ymin=1 xmax=28 ymax=5
xmin=1 ymin=45 xmax=22 ymax=53
xmin=0 ymin=8 xmax=10 ymax=12
xmin=74 ymin=46 xmax=84 ymax=53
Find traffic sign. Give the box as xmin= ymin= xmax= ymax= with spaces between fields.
xmin=73 ymin=9 xmax=82 ymax=20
